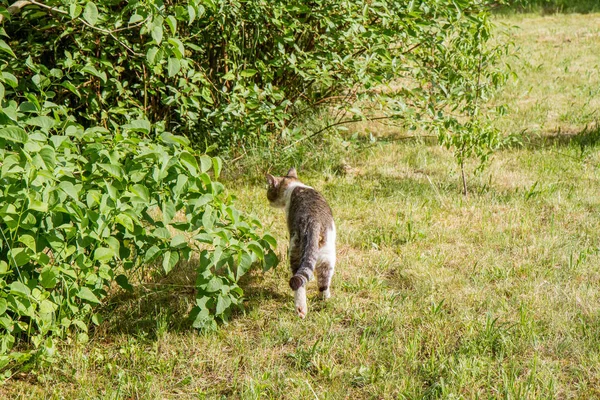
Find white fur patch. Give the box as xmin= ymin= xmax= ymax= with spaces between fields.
xmin=317 ymin=223 xmax=336 ymax=270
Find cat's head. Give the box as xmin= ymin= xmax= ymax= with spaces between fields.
xmin=265 ymin=167 xmax=299 ymax=208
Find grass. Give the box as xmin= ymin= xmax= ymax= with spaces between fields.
xmin=4 ymin=13 xmax=600 ymax=399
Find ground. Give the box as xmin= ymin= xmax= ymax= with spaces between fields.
xmin=4 ymin=13 xmax=600 ymax=399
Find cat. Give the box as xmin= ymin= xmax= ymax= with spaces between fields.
xmin=265 ymin=167 xmax=336 ymax=318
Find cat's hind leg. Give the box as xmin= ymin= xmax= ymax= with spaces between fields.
xmin=316 ymin=260 xmax=334 ymax=300
xmin=289 ymin=235 xmax=307 ymax=318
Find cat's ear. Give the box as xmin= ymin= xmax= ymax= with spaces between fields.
xmin=265 ymin=173 xmax=276 ymax=187
xmin=286 ymin=167 xmax=298 ymax=178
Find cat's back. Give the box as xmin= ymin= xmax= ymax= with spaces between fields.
xmin=288 ymin=185 xmax=333 ymax=227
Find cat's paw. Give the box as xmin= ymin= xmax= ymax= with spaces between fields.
xmin=296 ymin=306 xmax=307 ymax=319
xmin=321 ymin=289 xmax=331 ymax=300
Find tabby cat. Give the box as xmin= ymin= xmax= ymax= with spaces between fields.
xmin=266 ymin=168 xmax=336 ymax=318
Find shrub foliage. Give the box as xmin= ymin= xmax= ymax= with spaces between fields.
xmin=0 ymin=116 xmax=277 ymax=370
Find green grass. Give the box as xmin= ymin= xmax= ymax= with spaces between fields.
xmin=4 ymin=13 xmax=600 ymax=399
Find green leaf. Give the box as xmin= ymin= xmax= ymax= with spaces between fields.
xmin=131 ymin=184 xmax=150 ymax=202
xmin=122 ymin=119 xmax=151 ymax=134
xmin=91 ymin=313 xmax=103 ymax=325
xmin=262 ymin=234 xmax=277 ymax=248
xmin=26 ymin=116 xmax=56 ymax=131
xmin=77 ymin=287 xmax=101 ymax=304
xmin=199 ymin=155 xmax=212 ymax=173
xmin=166 ymin=16 xmax=177 ymax=35
xmin=0 ymin=40 xmax=15 ymax=58
xmin=40 ymin=267 xmax=58 ymax=288
xmin=18 ymin=234 xmax=36 ymax=251
xmin=0 ymin=126 xmax=27 ymax=144
xmin=152 ymin=25 xmax=163 ymax=45
xmin=168 ymin=38 xmax=185 ymax=59
xmin=170 ymin=234 xmax=187 ymax=249
xmin=212 ymin=157 xmax=222 ymax=178
xmin=248 ymin=242 xmax=264 ymax=260
xmin=58 ymin=181 xmax=79 ymax=200
xmin=39 ymin=145 xmax=56 ymax=170
xmin=215 ymin=295 xmax=231 ymax=315
xmin=81 ymin=64 xmax=107 ymax=83
xmin=0 ymin=82 xmax=4 ymax=104
xmin=144 ymin=245 xmax=161 ymax=263
xmin=162 ymin=250 xmax=179 ymax=274
xmin=98 ymin=163 xmax=124 ymax=179
xmin=83 ymin=2 xmax=99 ymax=26
xmin=0 ymin=299 xmax=6 ymax=315
xmin=10 ymin=281 xmax=31 ymax=297
xmin=2 ymin=72 xmax=17 ymax=88
xmin=9 ymin=248 xmax=30 ymax=267
xmin=168 ymin=57 xmax=181 ymax=77
xmin=115 ymin=213 xmax=134 ymax=232
xmin=69 ymin=4 xmax=82 ymax=19
xmin=115 ymin=274 xmax=133 ymax=292
xmin=39 ymin=299 xmax=57 ymax=314
xmin=180 ymin=152 xmax=199 ymax=176
xmin=93 ymin=247 xmax=115 ymax=262
xmin=240 ymin=69 xmax=258 ymax=77
xmin=162 ymin=201 xmax=176 ymax=224
xmin=146 ymin=47 xmax=160 ymax=65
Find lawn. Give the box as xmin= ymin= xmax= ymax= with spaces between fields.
xmin=5 ymin=13 xmax=600 ymax=399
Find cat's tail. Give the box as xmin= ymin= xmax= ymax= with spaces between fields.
xmin=289 ymin=228 xmax=320 ymax=291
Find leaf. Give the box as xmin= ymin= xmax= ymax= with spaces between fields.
xmin=122 ymin=119 xmax=151 ymax=134
xmin=131 ymin=184 xmax=150 ymax=202
xmin=236 ymin=252 xmax=252 ymax=280
xmin=77 ymin=287 xmax=101 ymax=304
xmin=0 ymin=299 xmax=6 ymax=315
xmin=215 ymin=295 xmax=231 ymax=316
xmin=26 ymin=116 xmax=56 ymax=131
xmin=168 ymin=57 xmax=181 ymax=77
xmin=162 ymin=201 xmax=176 ymax=224
xmin=152 ymin=25 xmax=163 ymax=45
xmin=80 ymin=64 xmax=107 ymax=83
xmin=58 ymin=181 xmax=79 ymax=200
xmin=93 ymin=247 xmax=115 ymax=262
xmin=180 ymin=152 xmax=199 ymax=176
xmin=91 ymin=313 xmax=103 ymax=325
xmin=10 ymin=281 xmax=30 ymax=297
xmin=262 ymin=233 xmax=277 ymax=248
xmin=98 ymin=163 xmax=124 ymax=179
xmin=212 ymin=157 xmax=222 ymax=178
xmin=83 ymin=2 xmax=99 ymax=26
xmin=248 ymin=242 xmax=264 ymax=260
xmin=162 ymin=250 xmax=179 ymax=274
xmin=187 ymin=5 xmax=196 ymax=24
xmin=146 ymin=47 xmax=160 ymax=65
xmin=9 ymin=248 xmax=30 ymax=267
xmin=0 ymin=82 xmax=4 ymax=104
xmin=144 ymin=245 xmax=161 ymax=263
xmin=168 ymin=38 xmax=185 ymax=59
xmin=240 ymin=69 xmax=258 ymax=77
xmin=39 ymin=299 xmax=57 ymax=314
xmin=115 ymin=213 xmax=134 ymax=232
xmin=39 ymin=146 xmax=56 ymax=170
xmin=18 ymin=235 xmax=36 ymax=251
xmin=0 ymin=40 xmax=15 ymax=58
xmin=170 ymin=234 xmax=187 ymax=249
xmin=115 ymin=274 xmax=133 ymax=292
xmin=2 ymin=72 xmax=17 ymax=88
xmin=0 ymin=126 xmax=27 ymax=144
xmin=69 ymin=4 xmax=82 ymax=19
xmin=199 ymin=155 xmax=212 ymax=173
xmin=166 ymin=16 xmax=177 ymax=35
xmin=40 ymin=267 xmax=58 ymax=288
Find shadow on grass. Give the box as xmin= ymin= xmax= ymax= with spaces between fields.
xmin=96 ymin=260 xmax=287 ymax=339
xmin=506 ymin=125 xmax=600 ymax=154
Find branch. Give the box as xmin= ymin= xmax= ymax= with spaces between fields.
xmin=0 ymin=0 xmax=32 ymax=24
xmin=0 ymin=0 xmax=143 ymax=56
xmin=282 ymin=116 xmax=402 ymax=150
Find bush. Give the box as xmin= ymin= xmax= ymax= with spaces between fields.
xmin=1 ymin=0 xmax=510 ymax=161
xmin=0 ymin=122 xmax=277 ymax=371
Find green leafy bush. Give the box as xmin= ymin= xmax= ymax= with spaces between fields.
xmin=0 ymin=122 xmax=277 ymax=370
xmin=1 ymin=0 xmax=510 ymax=161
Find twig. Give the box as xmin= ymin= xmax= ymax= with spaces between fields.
xmin=282 ymin=115 xmax=400 ymax=150
xmin=1 ymin=0 xmax=143 ymax=56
